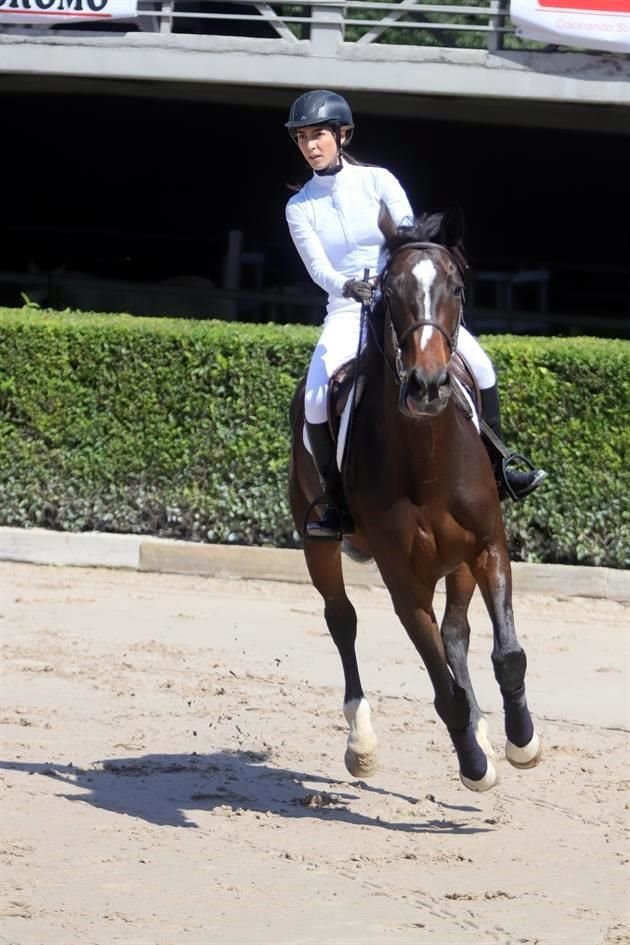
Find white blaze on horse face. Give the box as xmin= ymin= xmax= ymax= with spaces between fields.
xmin=412 ymin=259 xmax=437 ymax=351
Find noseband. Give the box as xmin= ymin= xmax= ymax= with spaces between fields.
xmin=378 ymin=241 xmax=466 ymax=385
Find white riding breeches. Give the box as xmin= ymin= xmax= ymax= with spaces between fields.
xmin=304 ymin=304 xmax=367 ymax=424
xmin=304 ymin=306 xmax=496 ymax=425
xmin=456 ymin=325 xmax=496 ymax=389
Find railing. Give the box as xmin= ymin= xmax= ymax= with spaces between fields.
xmin=13 ymin=0 xmax=544 ymax=53
xmin=138 ymin=0 xmax=527 ymax=51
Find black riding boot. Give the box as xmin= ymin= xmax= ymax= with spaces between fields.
xmin=480 ymin=385 xmax=547 ymax=501
xmin=305 ymin=421 xmax=355 ymax=539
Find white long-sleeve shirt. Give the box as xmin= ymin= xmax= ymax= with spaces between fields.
xmin=286 ymin=161 xmax=414 ymax=317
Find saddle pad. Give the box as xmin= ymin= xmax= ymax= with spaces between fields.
xmin=453 ymin=377 xmax=480 ymax=431
xmin=336 ymin=382 xmax=359 ymax=472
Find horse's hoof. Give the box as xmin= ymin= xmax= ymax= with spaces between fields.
xmin=460 ymin=758 xmax=498 ymax=793
xmin=506 ymin=732 xmax=542 ymax=769
xmin=344 ymin=748 xmax=378 ymax=779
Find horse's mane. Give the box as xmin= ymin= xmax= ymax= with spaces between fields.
xmin=381 ymin=212 xmax=446 ymax=256
xmin=381 ymin=211 xmax=470 ymax=283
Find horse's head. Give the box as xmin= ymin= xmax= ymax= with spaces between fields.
xmin=377 ymin=203 xmax=468 ymax=419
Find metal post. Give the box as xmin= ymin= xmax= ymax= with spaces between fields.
xmin=487 ymin=0 xmax=505 ymax=51
xmin=159 ymin=0 xmax=175 ymax=35
xmin=223 ymin=229 xmax=243 ymax=320
xmin=310 ymin=4 xmax=344 ymax=55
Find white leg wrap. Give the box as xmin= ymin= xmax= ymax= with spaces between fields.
xmin=460 ymin=757 xmax=498 ymax=793
xmin=343 ymin=698 xmax=378 ymax=778
xmin=506 ymin=731 xmax=543 ymax=769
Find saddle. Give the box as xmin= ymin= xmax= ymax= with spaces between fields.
xmin=326 ymin=358 xmax=364 ymax=442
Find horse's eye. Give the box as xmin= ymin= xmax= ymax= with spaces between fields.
xmin=452 ymin=285 xmax=464 ymax=298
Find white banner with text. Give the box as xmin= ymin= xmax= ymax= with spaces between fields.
xmin=0 ymin=0 xmax=137 ymax=25
xmin=511 ymin=0 xmax=630 ymax=53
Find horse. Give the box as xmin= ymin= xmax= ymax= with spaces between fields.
xmin=288 ymin=204 xmax=543 ymax=792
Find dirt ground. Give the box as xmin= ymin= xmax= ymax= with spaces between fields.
xmin=1 ymin=560 xmax=628 ymax=945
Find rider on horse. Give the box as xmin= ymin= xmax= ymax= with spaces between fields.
xmin=285 ymin=89 xmax=546 ymax=539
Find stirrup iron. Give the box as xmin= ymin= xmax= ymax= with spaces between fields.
xmin=501 ymin=452 xmax=540 ymax=502
xmin=303 ymin=495 xmax=344 ymax=542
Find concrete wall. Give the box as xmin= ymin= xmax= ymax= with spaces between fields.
xmin=0 ymin=31 xmax=629 ymax=133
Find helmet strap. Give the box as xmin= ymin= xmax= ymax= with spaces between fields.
xmin=314 ymin=124 xmax=343 ymax=176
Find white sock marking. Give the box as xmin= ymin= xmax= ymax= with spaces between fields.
xmin=343 ymin=697 xmax=378 ymax=757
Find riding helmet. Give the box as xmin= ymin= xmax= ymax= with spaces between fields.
xmin=285 ymin=90 xmax=354 ymax=145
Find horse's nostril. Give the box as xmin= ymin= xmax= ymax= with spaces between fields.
xmin=410 ymin=369 xmax=427 ymax=398
xmin=408 ymin=368 xmax=449 ymax=402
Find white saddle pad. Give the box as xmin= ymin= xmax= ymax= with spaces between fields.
xmin=453 ymin=377 xmax=480 ymax=431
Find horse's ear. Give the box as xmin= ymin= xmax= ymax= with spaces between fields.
xmin=439 ymin=203 xmax=465 ymax=249
xmin=378 ymin=200 xmax=398 ymax=244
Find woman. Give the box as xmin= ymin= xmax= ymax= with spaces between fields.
xmin=285 ymin=89 xmax=545 ymax=539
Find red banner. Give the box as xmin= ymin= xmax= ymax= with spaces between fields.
xmin=539 ymin=0 xmax=630 ymax=9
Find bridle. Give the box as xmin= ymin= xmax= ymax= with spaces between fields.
xmin=375 ymin=241 xmax=466 ymax=386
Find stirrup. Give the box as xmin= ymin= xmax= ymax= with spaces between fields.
xmin=303 ymin=496 xmax=354 ymax=541
xmin=501 ymin=453 xmax=547 ymax=502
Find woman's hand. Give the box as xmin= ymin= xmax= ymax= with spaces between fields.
xmin=342 ymin=279 xmax=374 ymax=304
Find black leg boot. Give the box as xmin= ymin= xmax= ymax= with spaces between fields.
xmin=480 ymin=385 xmax=547 ymax=501
xmin=305 ymin=421 xmax=355 ymax=539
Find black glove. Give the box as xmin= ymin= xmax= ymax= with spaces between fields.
xmin=342 ymin=279 xmax=373 ymax=304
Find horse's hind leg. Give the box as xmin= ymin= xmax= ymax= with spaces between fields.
xmin=303 ymin=541 xmax=378 ymax=778
xmin=442 ymin=565 xmax=495 ymax=759
xmin=472 ymin=544 xmax=543 ymax=769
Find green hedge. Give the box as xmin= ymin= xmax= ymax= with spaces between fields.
xmin=0 ymin=307 xmax=628 ymax=568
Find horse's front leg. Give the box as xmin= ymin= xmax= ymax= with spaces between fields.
xmin=303 ymin=542 xmax=378 ymax=778
xmin=390 ymin=582 xmax=497 ymax=792
xmin=472 ymin=543 xmax=543 ymax=769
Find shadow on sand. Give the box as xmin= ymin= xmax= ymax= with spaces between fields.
xmin=1 ymin=749 xmax=489 ymax=834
